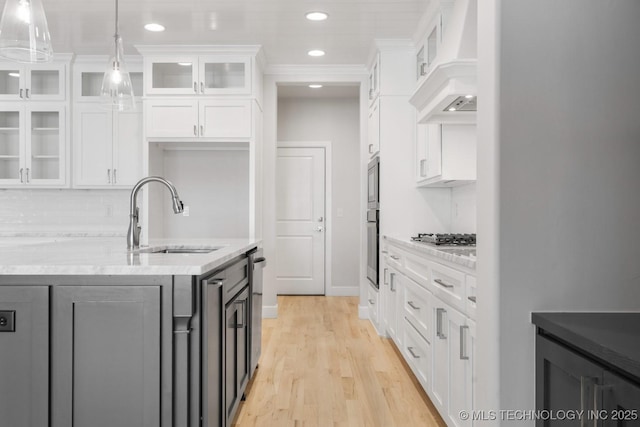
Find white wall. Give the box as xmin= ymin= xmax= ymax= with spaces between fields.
xmin=478 ymin=0 xmax=640 ymax=420
xmin=0 ymin=189 xmax=129 ymax=236
xmin=451 ymin=183 xmax=476 ymax=232
xmin=277 ymin=96 xmax=360 ymax=293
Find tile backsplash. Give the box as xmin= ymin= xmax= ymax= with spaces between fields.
xmin=0 ymin=189 xmax=130 ymax=236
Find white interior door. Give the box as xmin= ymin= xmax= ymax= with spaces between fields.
xmin=276 ymin=147 xmax=325 ymax=295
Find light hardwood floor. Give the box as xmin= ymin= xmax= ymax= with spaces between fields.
xmin=233 ymin=295 xmax=447 ymax=427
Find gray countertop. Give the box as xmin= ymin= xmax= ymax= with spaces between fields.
xmin=532 ymin=312 xmax=640 ymax=381
xmin=383 ymin=235 xmax=477 ymax=270
xmin=0 ymin=237 xmax=261 ymax=276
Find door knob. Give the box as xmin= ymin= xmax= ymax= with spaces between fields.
xmin=315 ymin=226 xmax=323 ymax=232
xmin=318 ymin=216 xmax=323 ymax=222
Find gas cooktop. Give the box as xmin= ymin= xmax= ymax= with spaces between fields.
xmin=410 ymin=233 xmax=476 ymax=246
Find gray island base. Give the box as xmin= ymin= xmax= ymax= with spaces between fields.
xmin=0 ymin=237 xmax=262 ymax=427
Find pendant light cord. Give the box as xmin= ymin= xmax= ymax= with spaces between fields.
xmin=114 ymin=0 xmax=119 ymax=61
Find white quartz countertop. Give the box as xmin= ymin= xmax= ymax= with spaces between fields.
xmin=384 ymin=235 xmax=476 ymax=270
xmin=0 ymin=237 xmax=261 ymax=276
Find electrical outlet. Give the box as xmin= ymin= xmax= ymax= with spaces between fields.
xmin=183 ymin=206 xmax=190 ymax=217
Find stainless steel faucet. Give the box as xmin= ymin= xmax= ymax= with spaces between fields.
xmin=127 ymin=176 xmax=184 ymax=250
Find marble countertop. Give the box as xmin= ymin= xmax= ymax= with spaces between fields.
xmin=0 ymin=237 xmax=261 ymax=276
xmin=384 ymin=235 xmax=477 ymax=270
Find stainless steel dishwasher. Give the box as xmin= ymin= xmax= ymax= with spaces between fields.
xmin=248 ymin=249 xmax=266 ymax=377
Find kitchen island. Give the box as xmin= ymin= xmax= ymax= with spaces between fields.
xmin=0 ymin=237 xmax=262 ymax=427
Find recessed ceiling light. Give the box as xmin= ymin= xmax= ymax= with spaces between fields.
xmin=178 ymin=62 xmax=192 ymax=66
xmin=8 ymin=72 xmax=20 ymax=77
xmin=465 ymin=94 xmax=474 ymax=99
xmin=144 ymin=23 xmax=165 ymax=32
xmin=308 ymin=50 xmax=325 ymax=57
xmin=305 ymin=11 xmax=328 ymax=21
xmin=448 ymin=107 xmax=457 ymax=111
xmin=309 ymin=84 xmax=323 ymax=89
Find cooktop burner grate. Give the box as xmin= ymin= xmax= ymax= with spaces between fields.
xmin=410 ymin=233 xmax=476 ymax=246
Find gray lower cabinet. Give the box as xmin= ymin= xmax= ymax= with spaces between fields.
xmin=0 ymin=286 xmax=49 ymax=427
xmin=202 ymin=256 xmax=251 ymax=427
xmin=52 ymin=285 xmax=161 ymax=427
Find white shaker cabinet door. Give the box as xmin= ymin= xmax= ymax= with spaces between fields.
xmin=73 ymin=105 xmax=113 ymax=187
xmin=199 ymin=100 xmax=251 ymax=139
xmin=145 ymin=99 xmax=199 ymax=138
xmin=113 ymin=106 xmax=142 ymax=186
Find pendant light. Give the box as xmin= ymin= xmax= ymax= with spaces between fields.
xmin=101 ymin=0 xmax=135 ymax=111
xmin=0 ymin=0 xmax=54 ymax=62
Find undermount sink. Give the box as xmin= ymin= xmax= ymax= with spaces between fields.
xmin=137 ymin=246 xmax=221 ymax=254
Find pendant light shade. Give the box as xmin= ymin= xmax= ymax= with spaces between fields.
xmin=101 ymin=0 xmax=135 ymax=111
xmin=0 ymin=0 xmax=53 ymax=63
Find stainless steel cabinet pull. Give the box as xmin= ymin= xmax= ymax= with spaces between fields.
xmin=436 ymin=308 xmax=446 ymax=339
xmin=113 ymin=169 xmax=117 ymax=184
xmin=434 ymin=278 xmax=454 ymax=288
xmin=25 ymin=168 xmax=29 ymax=183
xmin=407 ymin=346 xmax=421 ymax=359
xmin=369 ymin=88 xmax=373 ymax=99
xmin=208 ymin=278 xmax=224 ymax=287
xmin=193 ymin=82 xmax=197 ymax=93
xmin=468 ymin=296 xmax=477 ymax=303
xmin=200 ymin=82 xmax=204 ymax=93
xmin=25 ymin=88 xmax=29 ymax=98
xmin=368 ymin=299 xmax=375 ymax=305
xmin=19 ymin=167 xmax=23 ymax=183
xmin=420 ymin=159 xmax=427 ymax=177
xmin=200 ymin=125 xmax=204 ymax=136
xmin=368 ymin=144 xmax=373 ymax=153
xmin=381 ymin=250 xmax=388 ymax=254
xmin=235 ymin=299 xmax=247 ymax=328
xmin=420 ymin=62 xmax=427 ymax=76
xmin=390 ymin=272 xmax=396 ymax=292
xmin=193 ymin=125 xmax=197 ymax=136
xmin=383 ymin=268 xmax=388 ymax=286
xmin=460 ymin=325 xmax=469 ymax=360
xmin=408 ymin=301 xmax=420 ymax=310
xmin=19 ymin=88 xmax=23 ymax=98
xmin=580 ymin=377 xmax=598 ymax=427
xmin=107 ymin=169 xmax=111 ymax=183
xmin=390 ymin=255 xmax=400 ymax=260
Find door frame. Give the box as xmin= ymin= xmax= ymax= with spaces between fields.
xmin=276 ymin=141 xmax=332 ymax=297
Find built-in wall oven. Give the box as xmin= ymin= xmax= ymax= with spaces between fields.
xmin=367 ymin=157 xmax=380 ymax=288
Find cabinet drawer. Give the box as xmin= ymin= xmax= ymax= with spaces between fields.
xmin=385 ymin=245 xmax=404 ymax=270
xmin=200 ymin=100 xmax=251 ymax=138
xmin=208 ymin=257 xmax=249 ymax=304
xmin=145 ymin=100 xmax=199 ymax=138
xmin=402 ymin=318 xmax=431 ymax=391
xmin=403 ymin=250 xmax=430 ymax=288
xmin=466 ymin=275 xmax=477 ymax=320
xmin=429 ymin=261 xmax=466 ymax=312
xmin=403 ymin=275 xmax=432 ymax=342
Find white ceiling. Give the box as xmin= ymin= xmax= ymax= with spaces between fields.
xmin=38 ymin=0 xmax=427 ymax=65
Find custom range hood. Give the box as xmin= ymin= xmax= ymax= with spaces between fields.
xmin=410 ymin=0 xmax=477 ymax=124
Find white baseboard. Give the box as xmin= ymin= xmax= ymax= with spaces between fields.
xmin=263 ymin=305 xmax=278 ymax=319
xmin=358 ymin=304 xmax=368 ymax=319
xmin=326 ymin=286 xmax=359 ymax=296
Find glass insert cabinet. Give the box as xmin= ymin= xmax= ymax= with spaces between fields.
xmin=0 ymin=63 xmax=66 ymax=101
xmin=0 ymin=105 xmax=66 ymax=186
xmin=144 ymin=56 xmax=251 ymax=95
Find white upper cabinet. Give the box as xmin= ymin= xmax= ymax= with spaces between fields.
xmin=73 ymin=57 xmax=143 ymax=101
xmin=368 ymin=52 xmax=380 ymax=104
xmin=0 ymin=105 xmax=66 ymax=187
xmin=144 ymin=55 xmax=251 ymax=96
xmin=0 ymin=63 xmax=66 ymax=101
xmin=144 ymin=99 xmax=251 ymax=139
xmin=73 ymin=103 xmax=142 ymax=188
xmin=416 ymin=123 xmax=476 ymax=187
xmin=415 ymin=16 xmax=441 ymax=83
xmin=72 ymin=56 xmax=143 ymax=188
